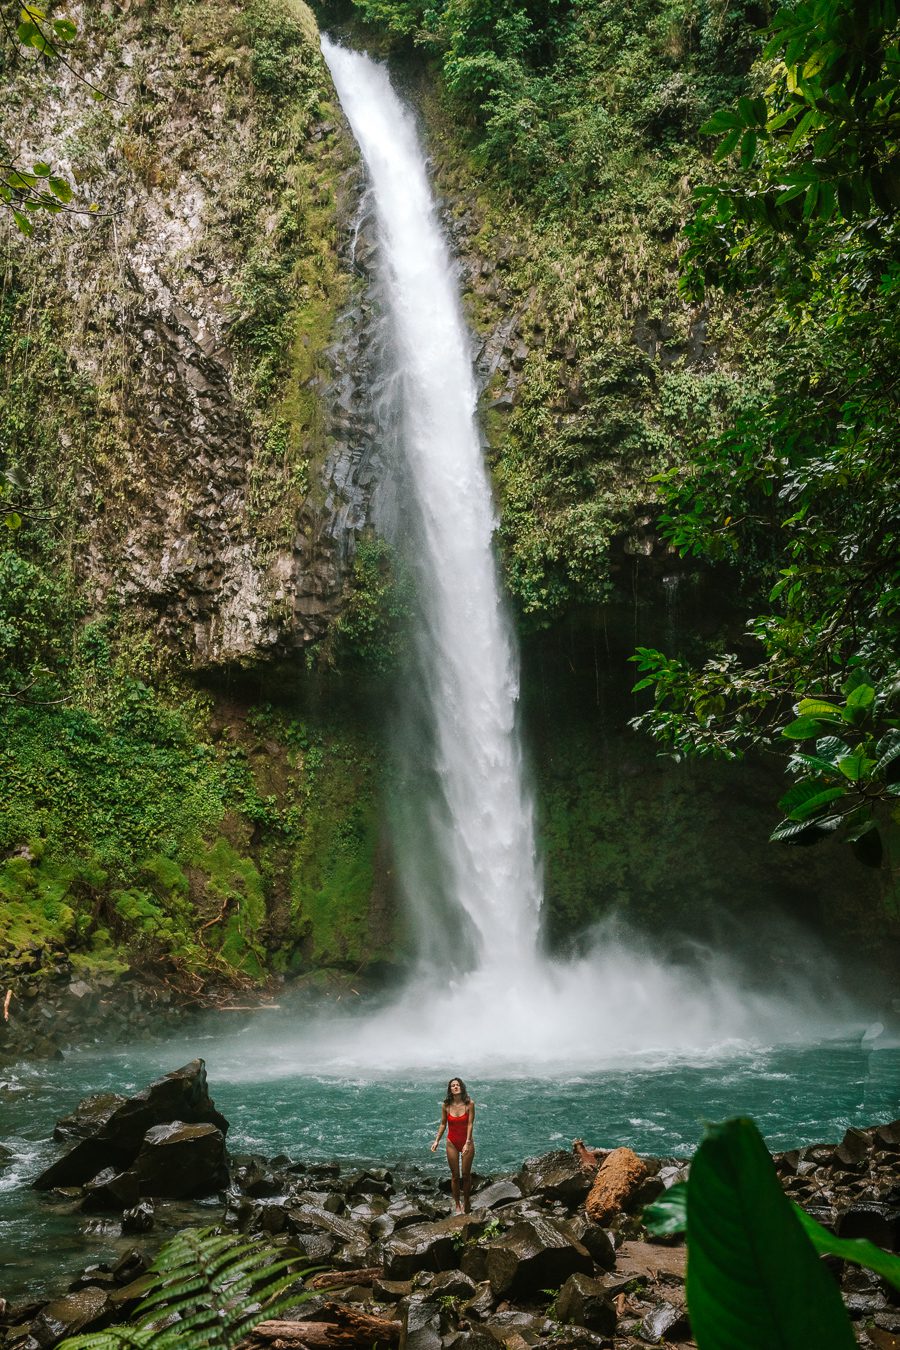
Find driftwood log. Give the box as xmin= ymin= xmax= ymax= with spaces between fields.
xmin=572 ymin=1138 xmax=607 ymax=1175
xmin=243 ymin=1304 xmax=401 ymax=1349
xmin=306 ymin=1269 xmax=381 ymax=1291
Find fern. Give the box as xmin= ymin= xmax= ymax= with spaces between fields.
xmin=58 ymin=1227 xmax=307 ymax=1350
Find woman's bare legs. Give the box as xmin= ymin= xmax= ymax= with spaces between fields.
xmin=461 ymin=1142 xmax=475 ymax=1213
xmin=446 ymin=1141 xmax=462 ymax=1212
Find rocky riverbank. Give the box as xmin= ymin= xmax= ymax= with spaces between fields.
xmin=1 ymin=1061 xmax=898 ymax=1350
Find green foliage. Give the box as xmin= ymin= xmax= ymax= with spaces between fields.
xmin=58 ymin=1226 xmax=303 ymax=1350
xmin=1 ymin=5 xmax=80 ymax=233
xmin=328 ymin=535 xmax=412 ymax=674
xmin=642 ymin=1181 xmax=687 ymax=1237
xmin=688 ymin=1119 xmax=855 ymax=1349
xmin=642 ymin=1125 xmax=900 ymax=1350
xmin=632 ymin=0 xmax=900 ymax=862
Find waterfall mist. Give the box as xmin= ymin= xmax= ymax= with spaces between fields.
xmin=316 ymin=38 xmax=865 ymax=1073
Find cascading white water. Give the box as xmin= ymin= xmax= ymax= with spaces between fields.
xmin=306 ymin=39 xmax=863 ymax=1071
xmin=322 ymin=37 xmax=542 ymax=976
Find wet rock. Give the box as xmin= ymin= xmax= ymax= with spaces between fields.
xmin=120 ymin=1204 xmax=153 ymax=1236
xmin=429 ymin=1271 xmax=477 ymax=1299
xmin=287 ymin=1205 xmax=367 ymax=1246
xmin=401 ymin=1293 xmax=443 ymax=1350
xmin=486 ymin=1216 xmax=593 ymax=1299
xmin=53 ymin=1094 xmax=127 ymax=1143
xmin=463 ymin=1282 xmax=496 ymax=1320
xmin=835 ymin=1127 xmax=872 ymax=1171
xmin=555 ymin=1274 xmax=617 ymax=1336
xmin=375 ymin=1278 xmax=415 ymax=1302
xmin=34 ymin=1060 xmax=228 ymax=1190
xmin=30 ymin=1286 xmax=110 ymax=1347
xmin=562 ymin=1216 xmax=616 ymax=1270
xmin=292 ymin=1231 xmax=339 ymax=1263
xmin=388 ymin=1198 xmax=433 ymax=1230
xmin=535 ymin=1329 xmax=612 ymax=1350
xmin=80 ymin=1167 xmax=140 ymax=1212
xmin=383 ymin=1215 xmax=482 ymax=1280
xmin=585 ymin=1149 xmax=649 ymax=1225
xmin=444 ymin=1328 xmax=498 ymax=1350
xmin=473 ymin=1180 xmax=523 ymax=1210
xmin=639 ymin=1302 xmax=689 ymax=1344
xmin=122 ymin=1121 xmax=228 ymax=1198
xmin=517 ymin=1152 xmax=592 ymax=1207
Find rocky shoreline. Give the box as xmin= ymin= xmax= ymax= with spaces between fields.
xmin=1 ymin=1061 xmax=898 ymax=1350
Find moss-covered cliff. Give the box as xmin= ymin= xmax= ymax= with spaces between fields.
xmin=0 ymin=0 xmax=400 ymax=992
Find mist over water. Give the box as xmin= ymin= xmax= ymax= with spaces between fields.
xmin=317 ymin=39 xmax=867 ymax=1073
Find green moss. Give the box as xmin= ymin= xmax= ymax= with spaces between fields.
xmin=190 ymin=837 xmax=268 ymax=980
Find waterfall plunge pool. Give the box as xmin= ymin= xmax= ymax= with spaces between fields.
xmin=1 ymin=1023 xmax=897 ymax=1300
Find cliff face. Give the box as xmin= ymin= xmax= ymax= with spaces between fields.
xmin=2 ymin=0 xmax=377 ymax=670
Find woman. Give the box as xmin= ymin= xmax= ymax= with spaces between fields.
xmin=431 ymin=1076 xmax=475 ymax=1214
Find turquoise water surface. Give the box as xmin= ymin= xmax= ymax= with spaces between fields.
xmin=1 ymin=1022 xmax=897 ymax=1301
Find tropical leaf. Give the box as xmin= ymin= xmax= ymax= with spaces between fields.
xmin=686 ymin=1118 xmax=856 ymax=1350
xmin=643 ymin=1182 xmax=687 ymax=1237
xmin=58 ymin=1228 xmax=306 ymax=1350
xmin=792 ymin=1205 xmax=900 ymax=1291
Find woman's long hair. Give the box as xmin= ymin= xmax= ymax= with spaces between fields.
xmin=444 ymin=1077 xmax=471 ymax=1106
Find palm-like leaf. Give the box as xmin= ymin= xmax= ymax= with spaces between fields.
xmin=58 ymin=1227 xmax=306 ymax=1350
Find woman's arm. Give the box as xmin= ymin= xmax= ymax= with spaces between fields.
xmin=463 ymin=1102 xmax=475 ymax=1152
xmin=431 ymin=1104 xmax=448 ymax=1152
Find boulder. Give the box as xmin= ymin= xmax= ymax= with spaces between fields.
xmin=555 ymin=1274 xmax=616 ymax=1336
xmin=120 ymin=1121 xmax=228 ymax=1199
xmin=485 ymin=1216 xmax=593 ymax=1299
xmin=121 ymin=1201 xmax=154 ymax=1234
xmin=562 ymin=1216 xmax=616 ymax=1270
xmin=287 ymin=1205 xmax=367 ymax=1246
xmin=518 ymin=1152 xmax=592 ymax=1206
xmin=584 ymin=1149 xmax=648 ymax=1225
xmin=29 ymin=1286 xmax=110 ymax=1347
xmin=472 ymin=1180 xmax=522 ymax=1210
xmin=401 ymin=1294 xmax=443 ymax=1350
xmin=639 ymin=1302 xmax=690 ymax=1345
xmin=80 ymin=1167 xmax=140 ymax=1212
xmin=34 ymin=1060 xmax=228 ymax=1190
xmin=383 ymin=1216 xmax=482 ymax=1280
xmin=53 ymin=1094 xmax=127 ymax=1143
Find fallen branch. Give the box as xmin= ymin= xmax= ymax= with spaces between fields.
xmin=3 ymin=989 xmax=11 ymax=1021
xmin=243 ymin=1306 xmax=401 ymax=1348
xmin=306 ymin=1269 xmax=381 ymax=1290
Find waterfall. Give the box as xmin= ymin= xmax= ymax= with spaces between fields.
xmin=321 ymin=38 xmax=543 ymax=977
xmin=293 ymin=39 xmax=861 ymax=1073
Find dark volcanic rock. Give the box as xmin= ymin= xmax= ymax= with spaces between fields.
xmin=53 ymin=1094 xmax=127 ymax=1143
xmin=555 ymin=1273 xmax=617 ymax=1336
xmin=383 ymin=1216 xmax=482 ymax=1280
xmin=639 ymin=1301 xmax=690 ymax=1344
xmin=472 ymin=1179 xmax=522 ymax=1210
xmin=122 ymin=1121 xmax=229 ymax=1198
xmin=485 ymin=1216 xmax=593 ymax=1298
xmin=80 ymin=1167 xmax=140 ymax=1212
xmin=34 ymin=1060 xmax=228 ymax=1190
xmin=563 ymin=1216 xmax=616 ymax=1270
xmin=29 ymin=1286 xmax=110 ymax=1347
xmin=401 ymin=1293 xmax=443 ymax=1350
xmin=517 ymin=1152 xmax=592 ymax=1206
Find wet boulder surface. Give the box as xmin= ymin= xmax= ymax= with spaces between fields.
xmin=33 ymin=1059 xmax=228 ymax=1192
xmin=6 ymin=1078 xmax=899 ymax=1350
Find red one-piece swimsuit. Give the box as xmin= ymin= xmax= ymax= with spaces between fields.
xmin=447 ymin=1111 xmax=469 ymax=1149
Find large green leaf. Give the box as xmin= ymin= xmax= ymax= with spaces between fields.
xmin=686 ymin=1118 xmax=855 ymax=1350
xmin=792 ymin=1205 xmax=900 ymax=1291
xmin=643 ymin=1182 xmax=688 ymax=1237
